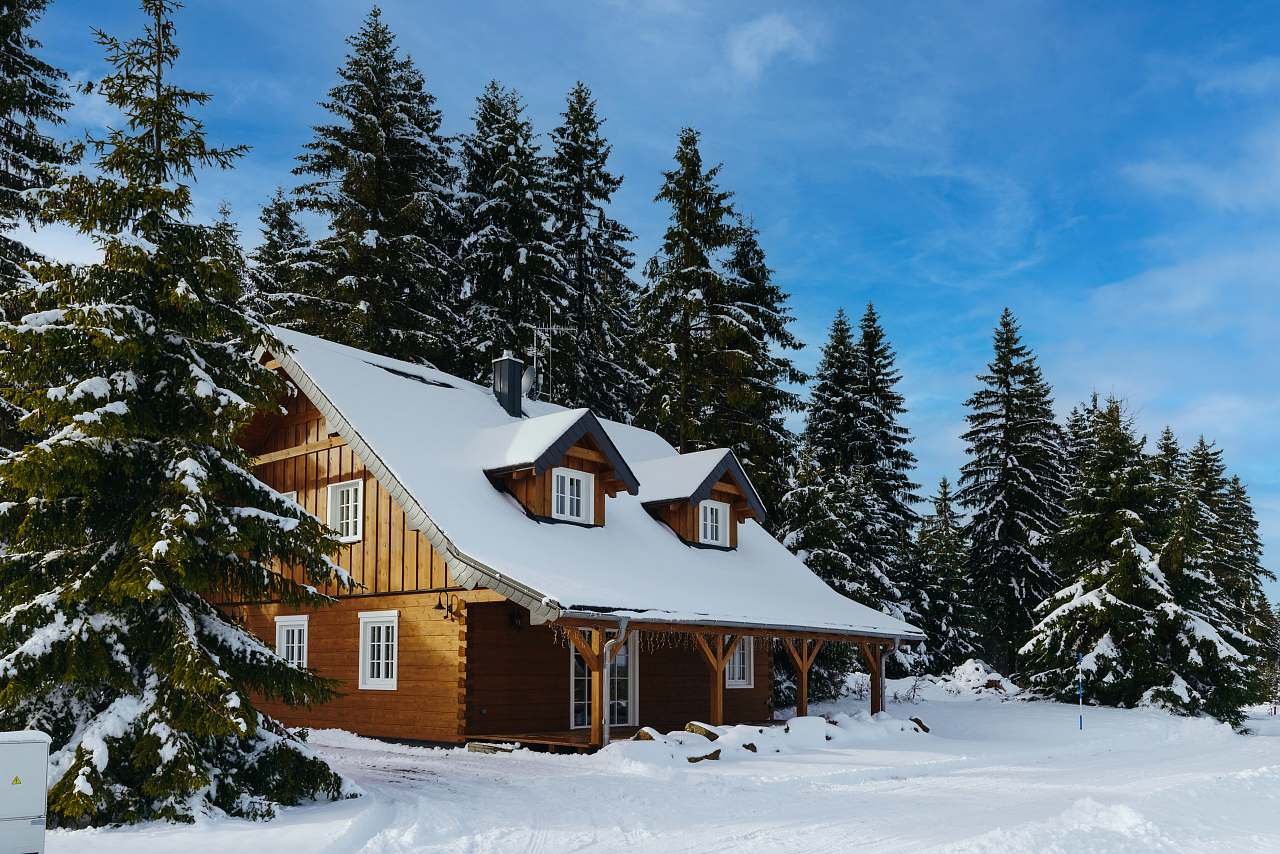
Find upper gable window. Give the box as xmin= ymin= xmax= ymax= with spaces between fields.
xmin=552 ymin=467 xmax=594 ymax=524
xmin=328 ymin=478 xmax=363 ymax=543
xmin=699 ymin=499 xmax=730 ymax=547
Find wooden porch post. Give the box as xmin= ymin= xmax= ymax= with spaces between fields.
xmin=694 ymin=634 xmax=741 ymax=725
xmin=565 ymin=627 xmax=606 ymax=747
xmin=783 ymin=638 xmax=824 ymax=717
xmin=859 ymin=640 xmax=886 ymax=714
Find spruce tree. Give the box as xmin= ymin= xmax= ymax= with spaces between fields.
xmin=547 ymin=82 xmax=640 ymax=420
xmin=957 ymin=308 xmax=1067 ymax=673
xmin=850 ymin=303 xmax=919 ymax=519
xmin=910 ymin=478 xmax=980 ymax=672
xmin=457 ymin=81 xmax=566 ymax=382
xmin=292 ymin=6 xmax=459 ymax=367
xmin=0 ymin=0 xmax=69 ymax=289
xmin=241 ymin=188 xmax=311 ymax=326
xmin=1022 ymin=400 xmax=1174 ymax=709
xmin=777 ymin=450 xmax=896 ymax=701
xmin=1148 ymin=427 xmax=1185 ymax=549
xmin=0 ymin=1 xmax=349 ymax=823
xmin=1218 ymin=475 xmax=1274 ymax=658
xmin=803 ymin=308 xmax=860 ymax=473
xmin=637 ymin=128 xmax=803 ymax=507
xmin=1157 ymin=437 xmax=1259 ymax=723
xmin=718 ymin=222 xmax=805 ymax=515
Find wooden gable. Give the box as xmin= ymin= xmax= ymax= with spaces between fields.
xmin=651 ymin=469 xmax=756 ymax=549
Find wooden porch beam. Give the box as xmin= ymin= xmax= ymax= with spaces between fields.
xmin=251 ymin=435 xmax=346 ymax=467
xmin=563 ymin=626 xmax=600 ymax=671
xmin=589 ymin=629 xmax=605 ymax=748
xmin=783 ymin=638 xmax=825 ymax=717
xmin=553 ymin=615 xmax=914 ymax=648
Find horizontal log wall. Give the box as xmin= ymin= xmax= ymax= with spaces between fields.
xmin=238 ymin=588 xmax=503 ymax=742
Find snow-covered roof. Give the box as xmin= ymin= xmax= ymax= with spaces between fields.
xmin=633 ymin=448 xmax=767 ymax=522
xmin=268 ymin=328 xmax=924 ymax=641
xmin=477 ymin=408 xmax=639 ymax=493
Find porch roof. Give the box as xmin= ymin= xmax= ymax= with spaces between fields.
xmin=268 ymin=328 xmax=924 ymax=642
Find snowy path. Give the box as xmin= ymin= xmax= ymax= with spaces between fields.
xmin=49 ymin=696 xmax=1280 ymax=853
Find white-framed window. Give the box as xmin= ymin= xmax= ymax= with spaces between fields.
xmin=275 ymin=615 xmax=309 ymax=669
xmin=358 ymin=610 xmax=398 ymax=690
xmin=725 ymin=636 xmax=754 ymax=688
xmin=699 ymin=499 xmax=730 ymax=546
xmin=328 ymin=478 xmax=363 ymax=543
xmin=570 ymin=631 xmax=638 ymax=729
xmin=551 ymin=467 xmax=594 ymax=524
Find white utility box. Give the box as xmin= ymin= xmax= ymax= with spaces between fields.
xmin=0 ymin=731 xmax=49 ymax=854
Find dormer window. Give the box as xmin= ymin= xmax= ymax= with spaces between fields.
xmin=553 ymin=467 xmax=594 ymax=524
xmin=700 ymin=500 xmax=730 ymax=547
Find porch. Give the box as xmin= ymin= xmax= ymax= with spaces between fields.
xmin=461 ymin=602 xmax=911 ymax=751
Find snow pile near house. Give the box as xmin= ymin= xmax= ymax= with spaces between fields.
xmin=937 ymin=659 xmax=1021 ymax=696
xmin=881 ymin=659 xmax=1021 ymax=705
xmin=599 ymin=713 xmax=928 ymax=770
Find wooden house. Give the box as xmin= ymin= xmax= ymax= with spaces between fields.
xmin=228 ymin=329 xmax=925 ymax=750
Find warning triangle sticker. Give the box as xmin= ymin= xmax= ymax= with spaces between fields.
xmin=10 ymin=776 xmax=20 ymax=785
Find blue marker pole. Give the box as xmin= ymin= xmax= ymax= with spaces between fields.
xmin=1076 ymin=652 xmax=1084 ymax=731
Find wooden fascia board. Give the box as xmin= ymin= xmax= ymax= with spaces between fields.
xmin=553 ymin=613 xmax=923 ymax=647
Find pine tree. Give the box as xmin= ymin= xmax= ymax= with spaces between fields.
xmin=546 ymin=82 xmax=640 ymax=420
xmin=850 ymin=303 xmax=919 ymax=519
xmin=0 ymin=0 xmax=69 ymax=290
xmin=1148 ymin=427 xmax=1184 ymax=550
xmin=1061 ymin=393 xmax=1100 ymax=494
xmin=776 ymin=450 xmax=896 ymax=701
xmin=637 ymin=128 xmax=803 ymax=509
xmin=910 ymin=478 xmax=980 ymax=672
xmin=715 ymin=221 xmax=805 ymax=514
xmin=292 ymin=6 xmax=459 ymax=367
xmin=1157 ymin=437 xmax=1259 ymax=723
xmin=1218 ymin=475 xmax=1275 ymax=657
xmin=457 ymin=81 xmax=566 ymax=382
xmin=957 ymin=308 xmax=1067 ymax=674
xmin=0 ymin=1 xmax=349 ymax=823
xmin=242 ymin=188 xmax=311 ymax=325
xmin=1022 ymin=400 xmax=1176 ymax=708
xmin=802 ymin=308 xmax=860 ymax=473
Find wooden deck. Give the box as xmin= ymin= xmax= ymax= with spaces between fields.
xmin=465 ymin=727 xmax=642 ymax=752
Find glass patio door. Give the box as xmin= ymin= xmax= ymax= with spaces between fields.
xmin=570 ymin=630 xmax=636 ymax=728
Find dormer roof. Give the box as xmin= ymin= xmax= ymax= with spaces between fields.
xmin=634 ymin=448 xmax=767 ymax=523
xmin=479 ymin=408 xmax=640 ymax=495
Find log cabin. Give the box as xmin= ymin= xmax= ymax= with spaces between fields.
xmin=227 ymin=328 xmax=925 ymax=750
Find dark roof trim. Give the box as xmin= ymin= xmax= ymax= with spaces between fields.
xmin=491 ymin=410 xmax=641 ymax=496
xmin=643 ymin=449 xmax=768 ymax=523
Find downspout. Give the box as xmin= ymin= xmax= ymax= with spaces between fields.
xmin=601 ymin=617 xmax=630 ymax=748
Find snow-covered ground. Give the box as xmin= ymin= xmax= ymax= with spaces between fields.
xmin=49 ymin=671 xmax=1280 ymax=853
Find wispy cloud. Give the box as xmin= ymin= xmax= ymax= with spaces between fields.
xmin=724 ymin=13 xmax=817 ymax=81
xmin=1195 ymin=56 xmax=1280 ymax=97
xmin=1124 ymin=121 xmax=1280 ymax=213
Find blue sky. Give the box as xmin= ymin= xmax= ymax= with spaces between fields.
xmin=25 ymin=1 xmax=1280 ymax=594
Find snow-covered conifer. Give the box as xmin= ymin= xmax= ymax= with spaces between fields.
xmin=0 ymin=0 xmax=69 ymax=290
xmin=1023 ymin=400 xmax=1174 ymax=708
xmin=546 ymin=82 xmax=641 ymax=420
xmin=1147 ymin=426 xmax=1185 ymax=549
xmin=1156 ymin=437 xmax=1259 ymax=723
xmin=803 ymin=308 xmax=860 ymax=472
xmin=910 ymin=478 xmax=980 ymax=672
xmin=957 ymin=308 xmax=1067 ymax=673
xmin=241 ymin=188 xmax=311 ymax=326
xmin=457 ymin=81 xmax=566 ymax=382
xmin=776 ymin=450 xmax=896 ymax=700
xmin=292 ymin=7 xmax=459 ymax=367
xmin=0 ymin=1 xmax=350 ymax=823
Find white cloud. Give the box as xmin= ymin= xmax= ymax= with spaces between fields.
xmin=725 ymin=13 xmax=816 ymax=81
xmin=1124 ymin=120 xmax=1280 ymax=213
